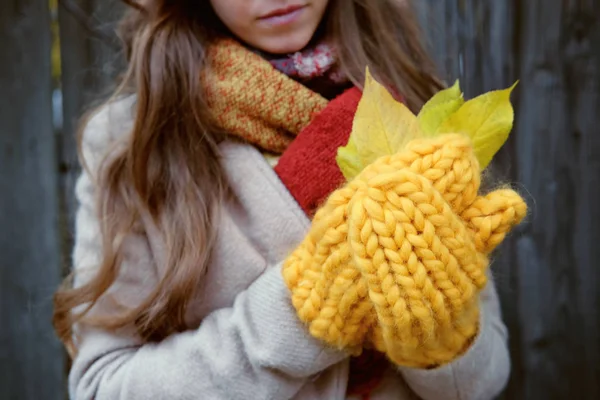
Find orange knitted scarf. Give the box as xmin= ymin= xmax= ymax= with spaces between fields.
xmin=203 ymin=38 xmax=330 ymax=153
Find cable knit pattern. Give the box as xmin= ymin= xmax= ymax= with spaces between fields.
xmin=203 ymin=38 xmax=329 ymax=153
xmin=283 ymin=134 xmax=527 ymax=368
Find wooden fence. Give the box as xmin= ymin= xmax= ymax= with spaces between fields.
xmin=1 ymin=1 xmax=598 ymax=399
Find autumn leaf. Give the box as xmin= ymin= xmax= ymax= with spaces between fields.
xmin=337 ymin=69 xmax=517 ymax=180
xmin=336 ymin=68 xmax=420 ymax=180
xmin=336 ymin=138 xmax=363 ymax=182
xmin=437 ymin=82 xmax=518 ymax=168
xmin=418 ymin=81 xmax=464 ymax=135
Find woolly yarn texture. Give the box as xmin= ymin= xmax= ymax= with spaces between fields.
xmin=283 ymin=134 xmax=526 ymax=368
xmin=203 ymin=39 xmax=329 ymax=153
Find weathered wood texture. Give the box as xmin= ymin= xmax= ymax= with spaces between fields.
xmin=0 ymin=1 xmax=65 ymax=399
xmin=509 ymin=1 xmax=600 ymax=398
xmin=416 ymin=1 xmax=600 ymax=399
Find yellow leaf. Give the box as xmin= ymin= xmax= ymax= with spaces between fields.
xmin=418 ymin=80 xmax=465 ymax=135
xmin=336 ymin=138 xmax=363 ymax=181
xmin=336 ymin=68 xmax=420 ymax=180
xmin=437 ymin=82 xmax=518 ymax=168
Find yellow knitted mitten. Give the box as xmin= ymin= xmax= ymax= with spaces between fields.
xmin=282 ymin=134 xmax=527 ymax=368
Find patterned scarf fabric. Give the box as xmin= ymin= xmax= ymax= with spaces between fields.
xmin=203 ymin=38 xmax=330 ymax=153
xmin=267 ymin=43 xmax=346 ymax=83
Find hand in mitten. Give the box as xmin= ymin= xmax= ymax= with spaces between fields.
xmin=282 ymin=134 xmax=526 ymax=368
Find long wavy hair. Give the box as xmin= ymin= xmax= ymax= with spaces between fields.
xmin=53 ymin=0 xmax=443 ymax=355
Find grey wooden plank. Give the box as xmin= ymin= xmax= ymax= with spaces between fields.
xmin=57 ymin=0 xmax=91 ymax=278
xmin=413 ymin=0 xmax=447 ymax=77
xmin=511 ymin=0 xmax=600 ymax=398
xmin=0 ymin=1 xmax=65 ymax=399
xmin=415 ymin=0 xmax=462 ymax=82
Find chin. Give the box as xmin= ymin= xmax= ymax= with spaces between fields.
xmin=260 ymin=32 xmax=314 ymax=55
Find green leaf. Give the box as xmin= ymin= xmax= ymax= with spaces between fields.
xmin=437 ymin=82 xmax=518 ymax=168
xmin=336 ymin=138 xmax=363 ymax=181
xmin=418 ymin=80 xmax=465 ymax=135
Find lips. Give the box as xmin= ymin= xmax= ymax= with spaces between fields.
xmin=260 ymin=4 xmax=306 ymax=20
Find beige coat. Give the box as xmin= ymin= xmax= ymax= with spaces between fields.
xmin=69 ymin=97 xmax=510 ymax=400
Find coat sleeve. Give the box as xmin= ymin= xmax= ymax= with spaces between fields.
xmin=68 ymin=103 xmax=346 ymax=400
xmin=398 ymin=278 xmax=511 ymax=400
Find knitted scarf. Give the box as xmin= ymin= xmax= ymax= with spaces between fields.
xmin=266 ymin=43 xmax=346 ymax=84
xmin=204 ymin=38 xmax=330 ymax=153
xmin=204 ymin=38 xmax=387 ymax=399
